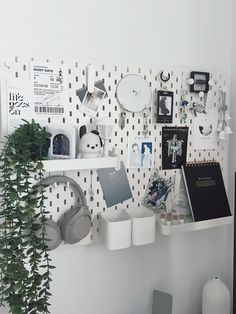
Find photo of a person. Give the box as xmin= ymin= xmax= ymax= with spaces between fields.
xmin=143 ymin=175 xmax=172 ymax=211
xmin=130 ymin=142 xmax=141 ymax=167
xmin=128 ymin=138 xmax=154 ymax=169
xmin=159 ymin=96 xmax=171 ymax=116
xmin=141 ymin=142 xmax=153 ymax=167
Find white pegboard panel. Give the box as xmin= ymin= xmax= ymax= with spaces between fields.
xmin=0 ymin=54 xmax=230 ymax=246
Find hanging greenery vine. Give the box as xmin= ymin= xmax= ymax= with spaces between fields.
xmin=0 ymin=120 xmax=54 ymax=314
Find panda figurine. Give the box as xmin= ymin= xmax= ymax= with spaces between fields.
xmin=78 ymin=125 xmax=103 ymax=158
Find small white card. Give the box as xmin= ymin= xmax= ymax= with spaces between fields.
xmin=192 ymin=109 xmax=218 ymax=150
xmin=31 ymin=63 xmax=68 ymax=116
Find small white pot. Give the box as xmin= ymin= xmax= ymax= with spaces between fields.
xmin=125 ymin=206 xmax=156 ymax=246
xmin=99 ymin=209 xmax=131 ymax=250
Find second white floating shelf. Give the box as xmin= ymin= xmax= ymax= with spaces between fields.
xmin=42 ymin=156 xmax=120 ymax=172
xmin=156 ymin=214 xmax=233 ymax=236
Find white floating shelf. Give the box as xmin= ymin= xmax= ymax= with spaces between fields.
xmin=156 ymin=214 xmax=233 ymax=236
xmin=42 ymin=156 xmax=120 ymax=172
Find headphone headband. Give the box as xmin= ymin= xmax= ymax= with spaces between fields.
xmin=35 ymin=175 xmax=87 ymax=208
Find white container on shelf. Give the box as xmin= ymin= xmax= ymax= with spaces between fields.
xmin=125 ymin=206 xmax=156 ymax=246
xmin=99 ymin=209 xmax=131 ymax=250
xmin=156 ymin=214 xmax=233 ymax=236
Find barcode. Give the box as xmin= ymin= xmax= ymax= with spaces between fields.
xmin=35 ymin=106 xmax=64 ymax=114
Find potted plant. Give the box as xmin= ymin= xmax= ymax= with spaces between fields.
xmin=0 ymin=119 xmax=54 ymax=314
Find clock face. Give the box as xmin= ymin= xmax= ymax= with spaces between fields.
xmin=52 ymin=134 xmax=70 ymax=156
xmin=116 ymin=74 xmax=151 ymax=113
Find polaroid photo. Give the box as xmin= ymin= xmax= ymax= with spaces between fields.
xmin=76 ymin=80 xmax=108 ymax=117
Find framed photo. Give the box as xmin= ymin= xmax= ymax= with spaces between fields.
xmin=48 ymin=125 xmax=76 ymax=159
xmin=128 ymin=137 xmax=154 ymax=169
xmin=156 ymin=90 xmax=173 ymax=123
xmin=190 ymin=71 xmax=210 ymax=93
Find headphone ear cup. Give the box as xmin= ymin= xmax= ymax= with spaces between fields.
xmin=60 ymin=207 xmax=91 ymax=244
xmin=35 ymin=218 xmax=61 ymax=251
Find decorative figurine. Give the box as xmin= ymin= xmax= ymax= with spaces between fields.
xmin=78 ymin=125 xmax=103 ymax=158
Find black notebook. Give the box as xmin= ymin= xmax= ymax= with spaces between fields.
xmin=181 ymin=162 xmax=231 ymax=222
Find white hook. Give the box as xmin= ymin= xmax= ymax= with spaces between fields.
xmin=87 ymin=63 xmax=95 ymax=94
xmin=4 ymin=62 xmax=10 ymax=69
xmin=199 ymin=91 xmax=204 ymax=98
xmin=187 ymin=78 xmax=194 ymax=85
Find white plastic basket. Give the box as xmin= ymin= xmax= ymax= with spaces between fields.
xmin=99 ymin=209 xmax=132 ymax=250
xmin=126 ymin=206 xmax=156 ymax=246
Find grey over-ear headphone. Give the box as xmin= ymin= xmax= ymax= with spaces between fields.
xmin=34 ymin=175 xmax=91 ymax=250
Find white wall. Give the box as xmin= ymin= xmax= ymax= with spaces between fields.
xmin=0 ymin=1 xmax=233 ymax=314
xmin=228 ymin=0 xmax=236 ymax=305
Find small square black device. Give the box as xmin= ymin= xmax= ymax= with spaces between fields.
xmin=156 ymin=90 xmax=173 ymax=124
xmin=190 ymin=71 xmax=210 ymax=93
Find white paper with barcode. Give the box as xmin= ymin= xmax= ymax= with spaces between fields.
xmin=31 ymin=63 xmax=67 ymax=116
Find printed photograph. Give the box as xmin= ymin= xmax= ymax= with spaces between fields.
xmin=143 ymin=173 xmax=172 ymax=212
xmin=128 ymin=138 xmax=154 ymax=168
xmin=76 ymin=80 xmax=108 ymax=117
xmin=158 ymin=95 xmax=172 ymax=116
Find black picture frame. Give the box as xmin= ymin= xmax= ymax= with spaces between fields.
xmin=156 ymin=90 xmax=174 ymax=123
xmin=190 ymin=71 xmax=210 ymax=93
